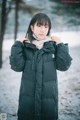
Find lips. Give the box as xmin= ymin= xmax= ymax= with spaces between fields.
xmin=39 ymin=34 xmax=44 ymax=36
xmin=37 ymin=34 xmax=45 ymax=40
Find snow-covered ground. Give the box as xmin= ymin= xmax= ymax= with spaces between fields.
xmin=0 ymin=31 xmax=80 ymax=120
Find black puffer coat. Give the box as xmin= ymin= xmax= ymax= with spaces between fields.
xmin=10 ymin=40 xmax=72 ymax=120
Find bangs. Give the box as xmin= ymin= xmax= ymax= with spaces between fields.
xmin=31 ymin=13 xmax=51 ymax=29
xmin=36 ymin=18 xmax=49 ymax=27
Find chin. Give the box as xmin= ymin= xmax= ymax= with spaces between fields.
xmin=38 ymin=36 xmax=45 ymax=40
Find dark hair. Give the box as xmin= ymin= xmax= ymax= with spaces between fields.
xmin=25 ymin=13 xmax=51 ymax=42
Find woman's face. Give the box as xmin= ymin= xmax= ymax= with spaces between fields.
xmin=31 ymin=22 xmax=49 ymax=40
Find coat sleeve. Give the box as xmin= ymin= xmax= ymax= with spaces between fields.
xmin=55 ymin=43 xmax=72 ymax=71
xmin=9 ymin=41 xmax=26 ymax=72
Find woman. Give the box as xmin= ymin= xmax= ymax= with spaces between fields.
xmin=10 ymin=13 xmax=72 ymax=120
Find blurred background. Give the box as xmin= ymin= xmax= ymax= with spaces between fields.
xmin=0 ymin=0 xmax=80 ymax=120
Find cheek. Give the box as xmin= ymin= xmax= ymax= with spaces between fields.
xmin=46 ymin=28 xmax=49 ymax=34
xmin=31 ymin=25 xmax=38 ymax=34
xmin=33 ymin=27 xmax=39 ymax=34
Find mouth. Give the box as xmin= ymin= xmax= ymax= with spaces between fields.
xmin=38 ymin=34 xmax=44 ymax=37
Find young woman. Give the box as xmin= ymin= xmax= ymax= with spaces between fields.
xmin=10 ymin=13 xmax=72 ymax=120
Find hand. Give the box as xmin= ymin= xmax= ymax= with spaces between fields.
xmin=51 ymin=35 xmax=62 ymax=44
xmin=17 ymin=37 xmax=29 ymax=43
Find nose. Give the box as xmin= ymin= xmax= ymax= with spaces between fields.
xmin=40 ymin=26 xmax=45 ymax=32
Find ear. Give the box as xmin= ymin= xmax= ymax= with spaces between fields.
xmin=30 ymin=25 xmax=34 ymax=32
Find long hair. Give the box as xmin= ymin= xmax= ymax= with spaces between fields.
xmin=25 ymin=13 xmax=51 ymax=42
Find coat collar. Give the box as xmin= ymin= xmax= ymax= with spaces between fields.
xmin=24 ymin=41 xmax=56 ymax=53
xmin=24 ymin=41 xmax=56 ymax=64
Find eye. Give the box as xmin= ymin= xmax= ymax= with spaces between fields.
xmin=45 ymin=26 xmax=48 ymax=28
xmin=38 ymin=25 xmax=41 ymax=27
xmin=45 ymin=25 xmax=49 ymax=28
xmin=37 ymin=23 xmax=41 ymax=27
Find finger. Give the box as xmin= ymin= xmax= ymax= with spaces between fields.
xmin=25 ymin=36 xmax=29 ymax=41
